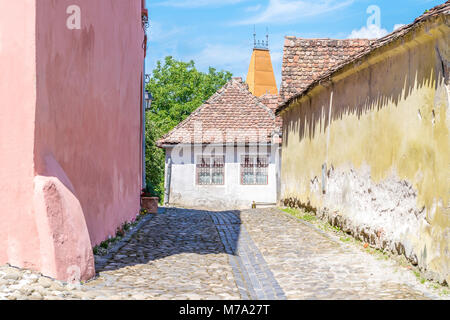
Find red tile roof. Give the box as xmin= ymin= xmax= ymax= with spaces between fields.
xmin=260 ymin=93 xmax=283 ymax=129
xmin=157 ymin=77 xmax=281 ymax=146
xmin=277 ymin=1 xmax=450 ymax=114
xmin=278 ymin=38 xmax=373 ymax=103
xmin=260 ymin=93 xmax=279 ymax=114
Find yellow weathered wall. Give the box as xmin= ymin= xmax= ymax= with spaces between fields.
xmin=280 ymin=17 xmax=449 ymax=283
xmin=246 ymin=49 xmax=278 ymax=97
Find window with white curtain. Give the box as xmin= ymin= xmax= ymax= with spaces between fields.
xmin=240 ymin=155 xmax=269 ymax=185
xmin=196 ymin=156 xmax=225 ymax=185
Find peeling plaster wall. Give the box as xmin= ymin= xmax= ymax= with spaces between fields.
xmin=321 ymin=165 xmax=425 ymax=262
xmin=280 ymin=17 xmax=449 ymax=283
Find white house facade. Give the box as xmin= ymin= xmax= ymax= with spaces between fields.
xmin=157 ymin=77 xmax=282 ymax=209
xmin=162 ymin=143 xmax=281 ymax=209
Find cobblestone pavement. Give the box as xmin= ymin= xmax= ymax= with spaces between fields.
xmin=211 ymin=211 xmax=286 ymax=300
xmin=239 ymin=208 xmax=440 ymax=300
xmin=0 ymin=207 xmax=445 ymax=300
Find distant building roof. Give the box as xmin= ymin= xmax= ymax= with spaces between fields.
xmin=277 ymin=1 xmax=450 ymax=115
xmin=260 ymin=93 xmax=283 ymax=129
xmin=157 ymin=77 xmax=281 ymax=146
xmin=278 ymin=37 xmax=373 ymax=103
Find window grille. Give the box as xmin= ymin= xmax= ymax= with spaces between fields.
xmin=196 ymin=156 xmax=225 ymax=185
xmin=240 ymin=155 xmax=269 ymax=185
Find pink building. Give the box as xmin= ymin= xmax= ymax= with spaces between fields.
xmin=0 ymin=0 xmax=147 ymax=281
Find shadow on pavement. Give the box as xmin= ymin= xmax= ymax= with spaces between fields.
xmin=95 ymin=207 xmax=242 ymax=273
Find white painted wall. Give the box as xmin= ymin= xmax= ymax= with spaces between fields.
xmin=164 ymin=145 xmax=279 ymax=209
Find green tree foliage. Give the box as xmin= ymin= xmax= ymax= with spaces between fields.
xmin=145 ymin=56 xmax=232 ymax=201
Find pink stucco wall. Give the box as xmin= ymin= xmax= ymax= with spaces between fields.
xmin=0 ymin=0 xmax=144 ymax=281
xmin=0 ymin=0 xmax=41 ymax=272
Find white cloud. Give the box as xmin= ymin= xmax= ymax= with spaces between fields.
xmin=347 ymin=23 xmax=407 ymax=40
xmin=234 ymin=0 xmax=354 ymax=25
xmin=155 ymin=0 xmax=246 ymax=8
xmin=347 ymin=24 xmax=388 ymax=39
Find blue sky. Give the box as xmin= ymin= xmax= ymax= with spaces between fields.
xmin=145 ymin=0 xmax=444 ymax=87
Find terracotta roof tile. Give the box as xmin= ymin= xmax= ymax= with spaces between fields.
xmin=157 ymin=78 xmax=281 ymax=146
xmin=260 ymin=93 xmax=283 ymax=129
xmin=278 ymin=38 xmax=373 ymax=103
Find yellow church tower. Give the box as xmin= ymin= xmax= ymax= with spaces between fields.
xmin=246 ymin=30 xmax=278 ymax=97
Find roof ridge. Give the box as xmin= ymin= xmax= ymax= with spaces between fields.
xmin=160 ymin=77 xmax=240 ymax=141
xmin=235 ymin=80 xmax=276 ymax=120
xmin=157 ymin=77 xmax=279 ymax=146
xmin=206 ymin=78 xmax=236 ymax=104
xmin=285 ymin=36 xmax=371 ymax=41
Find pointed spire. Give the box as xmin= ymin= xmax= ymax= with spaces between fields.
xmin=246 ymin=26 xmax=278 ymax=97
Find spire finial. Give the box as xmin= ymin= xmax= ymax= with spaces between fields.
xmin=253 ymin=26 xmax=269 ymax=50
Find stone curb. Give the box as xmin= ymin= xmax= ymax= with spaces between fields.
xmin=94 ymin=207 xmax=166 ymax=271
